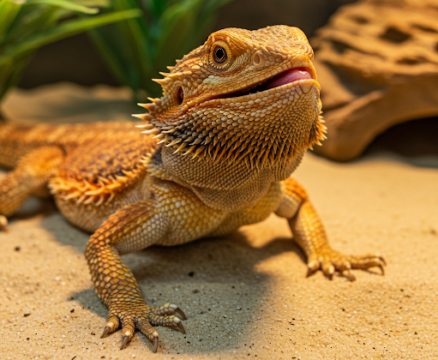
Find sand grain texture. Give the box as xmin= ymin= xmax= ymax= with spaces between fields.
xmin=1 ymin=84 xmax=437 ymax=360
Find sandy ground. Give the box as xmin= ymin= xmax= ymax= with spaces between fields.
xmin=1 ymin=84 xmax=438 ymax=360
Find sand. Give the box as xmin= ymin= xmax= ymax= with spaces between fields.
xmin=1 ymin=84 xmax=437 ymax=360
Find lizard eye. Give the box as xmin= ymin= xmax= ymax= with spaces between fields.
xmin=210 ymin=41 xmax=231 ymax=68
xmin=213 ymin=46 xmax=227 ymax=64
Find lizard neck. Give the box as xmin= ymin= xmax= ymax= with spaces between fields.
xmin=148 ymin=147 xmax=304 ymax=211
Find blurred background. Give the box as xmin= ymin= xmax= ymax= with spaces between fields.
xmin=15 ymin=0 xmax=354 ymax=90
xmin=1 ymin=0 xmax=438 ymax=163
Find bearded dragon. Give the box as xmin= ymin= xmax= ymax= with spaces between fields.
xmin=0 ymin=26 xmax=386 ymax=353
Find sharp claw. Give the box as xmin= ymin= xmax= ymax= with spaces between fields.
xmin=380 ymin=257 xmax=387 ymax=266
xmin=378 ymin=263 xmax=385 ymax=276
xmin=120 ymin=335 xmax=130 ymax=350
xmin=171 ymin=316 xmax=186 ymax=334
xmin=176 ymin=320 xmax=186 ymax=334
xmin=306 ymin=267 xmax=314 ymax=278
xmin=101 ymin=326 xmax=111 ymax=339
xmin=346 ymin=269 xmax=356 ymax=282
xmin=174 ymin=307 xmax=187 ymax=320
xmin=306 ymin=262 xmax=319 ymax=278
xmin=153 ymin=335 xmax=159 ymax=353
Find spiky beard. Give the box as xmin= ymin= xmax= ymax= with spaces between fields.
xmin=137 ymin=90 xmax=326 ymax=170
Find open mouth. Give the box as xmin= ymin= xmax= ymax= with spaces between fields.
xmin=215 ymin=67 xmax=314 ymax=100
xmin=265 ymin=67 xmax=313 ymax=90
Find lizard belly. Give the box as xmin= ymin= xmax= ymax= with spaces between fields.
xmin=151 ymin=180 xmax=228 ymax=246
xmin=207 ymin=181 xmax=283 ymax=237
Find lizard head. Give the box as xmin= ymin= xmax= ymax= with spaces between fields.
xmin=135 ymin=25 xmax=325 ymax=169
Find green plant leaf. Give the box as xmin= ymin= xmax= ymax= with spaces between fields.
xmin=0 ymin=8 xmax=142 ymax=60
xmin=0 ymin=0 xmax=22 ymax=41
xmin=74 ymin=0 xmax=108 ymax=7
xmin=149 ymin=0 xmax=172 ymax=18
xmin=27 ymin=0 xmax=99 ymax=14
xmin=0 ymin=0 xmax=148 ymax=110
xmin=2 ymin=7 xmax=59 ymax=48
xmin=88 ymin=26 xmax=130 ymax=85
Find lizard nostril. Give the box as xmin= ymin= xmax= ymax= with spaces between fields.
xmin=177 ymin=87 xmax=184 ymax=105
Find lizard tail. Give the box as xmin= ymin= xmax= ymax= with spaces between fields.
xmin=0 ymin=122 xmax=58 ymax=169
xmin=0 ymin=121 xmax=142 ymax=170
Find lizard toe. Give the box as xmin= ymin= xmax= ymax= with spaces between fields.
xmin=101 ymin=300 xmax=187 ymax=351
xmin=321 ymin=259 xmax=335 ymax=280
xmin=120 ymin=316 xmax=136 ymax=349
xmin=306 ymin=257 xmax=320 ymax=278
xmin=349 ymin=253 xmax=386 ymax=275
xmin=151 ymin=302 xmax=187 ymax=320
xmin=148 ymin=313 xmax=186 ymax=333
xmin=101 ymin=316 xmax=120 ymax=338
xmin=136 ymin=317 xmax=160 ymax=352
xmin=0 ymin=215 xmax=8 ymax=232
xmin=306 ymin=248 xmax=386 ymax=281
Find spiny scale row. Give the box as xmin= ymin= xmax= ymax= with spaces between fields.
xmin=49 ymin=167 xmax=143 ymax=206
xmin=134 ymin=119 xmax=310 ymax=169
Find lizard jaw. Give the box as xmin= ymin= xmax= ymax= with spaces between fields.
xmin=206 ymin=66 xmax=318 ymax=102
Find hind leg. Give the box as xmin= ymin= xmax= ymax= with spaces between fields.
xmin=0 ymin=146 xmax=64 ymax=231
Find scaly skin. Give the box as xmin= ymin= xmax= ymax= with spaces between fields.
xmin=0 ymin=26 xmax=386 ymax=352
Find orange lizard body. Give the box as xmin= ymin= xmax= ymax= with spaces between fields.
xmin=0 ymin=26 xmax=385 ymax=352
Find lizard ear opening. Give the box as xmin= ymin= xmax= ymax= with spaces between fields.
xmin=176 ymin=87 xmax=184 ymax=105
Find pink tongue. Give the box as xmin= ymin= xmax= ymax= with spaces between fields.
xmin=266 ymin=68 xmax=312 ymax=89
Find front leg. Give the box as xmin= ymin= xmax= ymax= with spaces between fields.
xmin=275 ymin=178 xmax=386 ymax=281
xmin=85 ymin=199 xmax=186 ymax=352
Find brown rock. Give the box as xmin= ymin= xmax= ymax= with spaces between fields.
xmin=311 ymin=0 xmax=438 ymax=161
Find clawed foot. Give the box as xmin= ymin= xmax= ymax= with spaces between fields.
xmin=0 ymin=215 xmax=7 ymax=232
xmin=306 ymin=247 xmax=386 ymax=281
xmin=101 ymin=302 xmax=186 ymax=352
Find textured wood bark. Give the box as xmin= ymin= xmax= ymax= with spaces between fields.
xmin=312 ymin=0 xmax=438 ymax=161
